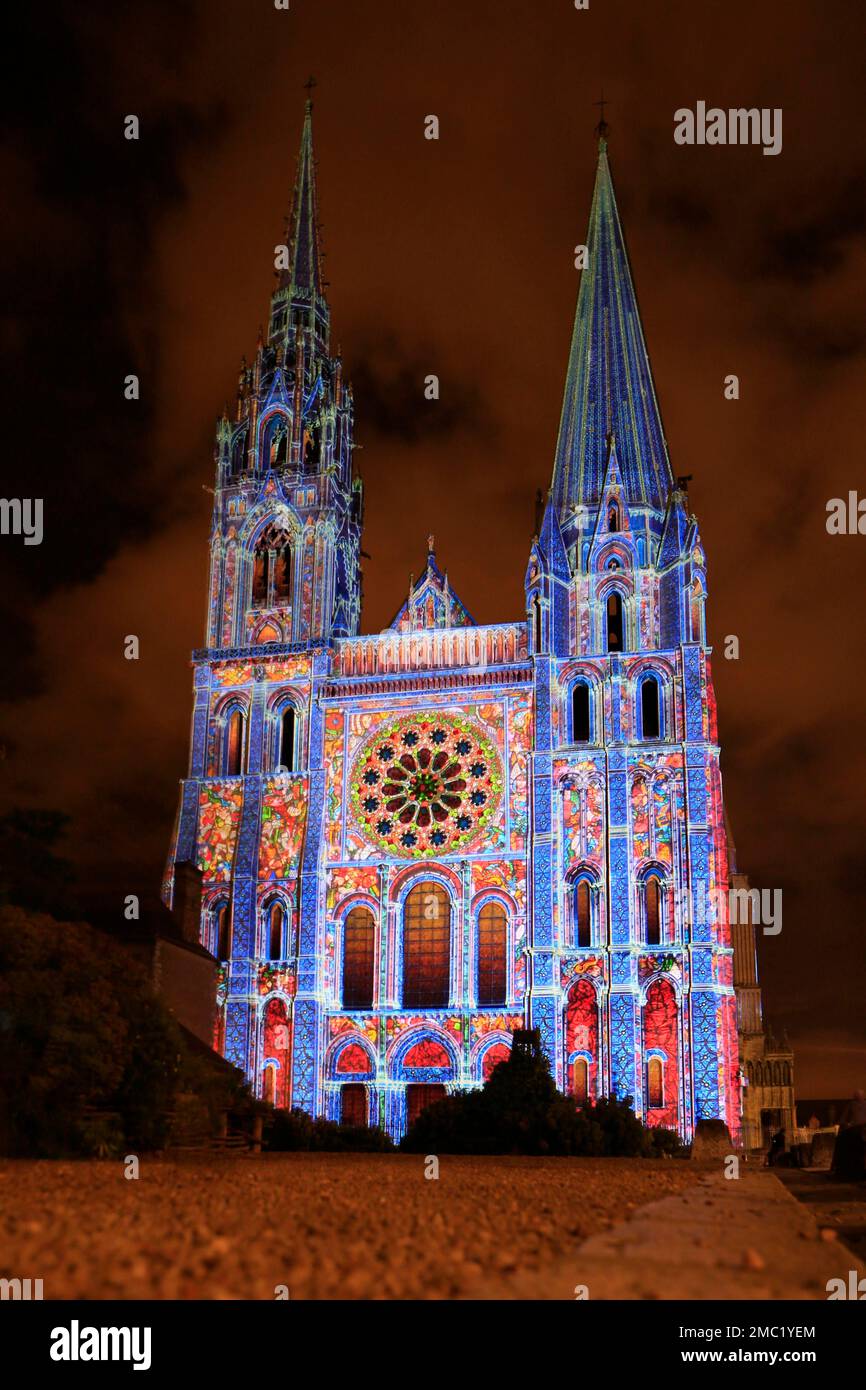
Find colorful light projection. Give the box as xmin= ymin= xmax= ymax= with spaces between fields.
xmin=164 ymin=109 xmax=742 ymax=1144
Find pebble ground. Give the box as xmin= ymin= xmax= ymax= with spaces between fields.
xmin=0 ymin=1153 xmax=704 ymax=1299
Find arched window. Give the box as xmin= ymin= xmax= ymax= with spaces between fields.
xmin=216 ymin=902 xmax=231 ymax=960
xmin=341 ymin=1083 xmax=367 ymax=1127
xmin=251 ymin=524 xmax=293 ymax=608
xmin=230 ymin=429 xmax=247 ymax=477
xmin=574 ymin=879 xmax=592 ymax=948
xmin=533 ymin=595 xmax=543 ymax=652
xmin=571 ymin=682 xmax=591 ymax=742
xmin=641 ymin=674 xmax=661 ymax=739
xmin=645 ymin=877 xmax=662 ymax=946
xmin=267 ymin=415 xmax=290 ymax=469
xmin=267 ymin=901 xmax=285 ymax=960
xmin=477 ymin=901 xmax=507 ymax=1006
xmin=224 ymin=708 xmax=245 ymax=776
xmin=573 ymin=1057 xmax=589 ymax=1106
xmin=606 ymin=591 xmax=623 ymax=651
xmin=262 ymin=1065 xmax=276 ymax=1106
xmin=343 ymin=906 xmax=375 ymax=1009
xmin=608 ymin=504 xmax=619 ymax=532
xmin=647 ymin=1056 xmax=664 ymax=1109
xmin=403 ymin=882 xmax=450 ymax=1008
xmin=278 ymin=705 xmax=296 ymax=771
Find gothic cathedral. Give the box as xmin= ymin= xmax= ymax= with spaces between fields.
xmin=163 ymin=102 xmax=742 ymax=1142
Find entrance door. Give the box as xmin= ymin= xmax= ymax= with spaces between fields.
xmin=406 ymin=1083 xmax=446 ymax=1129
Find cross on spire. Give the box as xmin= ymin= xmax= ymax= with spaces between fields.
xmin=593 ymin=89 xmax=610 ymax=140
xmin=303 ymin=75 xmax=317 ymax=107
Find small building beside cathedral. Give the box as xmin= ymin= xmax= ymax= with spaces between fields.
xmin=163 ymin=104 xmax=743 ymax=1142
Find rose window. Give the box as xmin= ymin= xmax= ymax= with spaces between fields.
xmin=350 ymin=714 xmax=503 ymax=857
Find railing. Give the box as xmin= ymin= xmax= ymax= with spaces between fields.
xmin=334 ymin=623 xmax=528 ymax=677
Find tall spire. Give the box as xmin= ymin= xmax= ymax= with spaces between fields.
xmin=269 ymin=92 xmax=329 ymax=352
xmin=550 ymin=135 xmax=674 ymax=514
xmin=283 ymin=95 xmax=323 ymax=297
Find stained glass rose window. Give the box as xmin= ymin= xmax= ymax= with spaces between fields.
xmin=350 ymin=714 xmax=503 ymax=857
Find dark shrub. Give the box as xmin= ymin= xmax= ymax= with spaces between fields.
xmin=266 ymin=1107 xmax=394 ymax=1152
xmin=401 ymin=1034 xmax=687 ymax=1157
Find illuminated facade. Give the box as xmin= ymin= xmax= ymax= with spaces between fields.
xmin=164 ymin=104 xmax=741 ymax=1141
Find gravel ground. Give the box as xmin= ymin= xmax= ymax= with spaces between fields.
xmin=0 ymin=1153 xmax=705 ymax=1300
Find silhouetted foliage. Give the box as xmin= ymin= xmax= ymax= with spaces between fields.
xmin=266 ymin=1106 xmax=394 ymax=1152
xmin=0 ymin=906 xmax=186 ymax=1156
xmin=400 ymin=1035 xmax=686 ymax=1157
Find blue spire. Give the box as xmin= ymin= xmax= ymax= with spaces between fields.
xmin=551 ymin=137 xmax=674 ymax=513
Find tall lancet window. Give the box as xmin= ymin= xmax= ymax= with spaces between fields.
xmin=571 ymin=682 xmax=591 ymax=742
xmin=343 ymin=906 xmax=376 ymax=1010
xmin=224 ymin=708 xmax=245 ymax=776
xmin=641 ymin=675 xmax=661 ymax=739
xmin=574 ymin=879 xmax=592 ymax=948
xmin=606 ymin=592 xmax=624 ymax=652
xmin=645 ymin=877 xmax=662 ymax=946
xmin=278 ymin=706 xmax=296 ymax=771
xmin=215 ymin=902 xmax=231 ymax=960
xmin=477 ymin=901 xmax=507 ymax=1007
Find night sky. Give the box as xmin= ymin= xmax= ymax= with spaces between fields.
xmin=3 ymin=0 xmax=865 ymax=1096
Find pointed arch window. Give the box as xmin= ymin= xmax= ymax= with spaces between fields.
xmin=606 ymin=591 xmax=623 ymax=652
xmin=647 ymin=1056 xmax=665 ymax=1109
xmin=251 ymin=524 xmax=293 ymax=608
xmin=223 ymin=708 xmax=246 ymax=776
xmin=403 ymin=882 xmax=450 ymax=1009
xmin=608 ymin=504 xmax=620 ymax=533
xmin=645 ymin=876 xmax=662 ymax=946
xmin=477 ymin=901 xmax=508 ymax=1007
xmin=571 ymin=681 xmax=591 ymax=742
xmin=267 ymin=415 xmax=290 ymax=469
xmin=641 ymin=674 xmax=661 ymax=739
xmin=343 ymin=906 xmax=376 ymax=1009
xmin=278 ymin=705 xmax=296 ymax=771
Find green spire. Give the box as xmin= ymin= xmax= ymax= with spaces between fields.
xmin=551 ymin=138 xmax=674 ymax=512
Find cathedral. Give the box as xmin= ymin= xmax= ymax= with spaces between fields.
xmin=163 ymin=101 xmax=742 ymax=1143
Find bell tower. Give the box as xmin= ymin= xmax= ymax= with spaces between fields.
xmin=205 ymin=97 xmax=362 ymax=652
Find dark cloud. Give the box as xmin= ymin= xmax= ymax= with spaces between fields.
xmin=349 ymin=333 xmax=492 ymax=445
xmin=1 ymin=2 xmax=230 ymax=698
xmin=757 ymin=174 xmax=866 ymax=284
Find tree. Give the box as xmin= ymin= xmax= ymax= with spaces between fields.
xmin=0 ymin=808 xmax=77 ymax=917
xmin=0 ymin=906 xmax=181 ymax=1156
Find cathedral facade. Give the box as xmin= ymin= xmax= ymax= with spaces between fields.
xmin=163 ymin=104 xmax=741 ymax=1142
